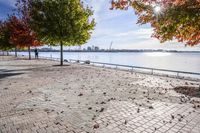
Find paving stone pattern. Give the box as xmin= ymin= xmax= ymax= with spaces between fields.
xmin=0 ymin=57 xmax=200 ymax=133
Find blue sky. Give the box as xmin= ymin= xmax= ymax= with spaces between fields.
xmin=1 ymin=0 xmax=200 ymax=51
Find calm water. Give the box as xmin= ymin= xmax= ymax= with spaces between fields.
xmin=15 ymin=52 xmax=200 ymax=73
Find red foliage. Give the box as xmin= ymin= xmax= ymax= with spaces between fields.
xmin=6 ymin=16 xmax=41 ymax=48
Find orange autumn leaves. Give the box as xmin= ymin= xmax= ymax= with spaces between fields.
xmin=111 ymin=0 xmax=200 ymax=46
xmin=111 ymin=0 xmax=129 ymax=10
xmin=0 ymin=0 xmax=42 ymax=50
xmin=111 ymin=0 xmax=200 ymax=8
xmin=6 ymin=16 xmax=42 ymax=49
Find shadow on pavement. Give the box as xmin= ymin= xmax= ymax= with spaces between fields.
xmin=0 ymin=72 xmax=24 ymax=80
xmin=174 ymin=86 xmax=200 ymax=98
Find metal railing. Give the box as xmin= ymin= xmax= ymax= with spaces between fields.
xmin=69 ymin=59 xmax=200 ymax=80
xmin=7 ymin=53 xmax=200 ymax=80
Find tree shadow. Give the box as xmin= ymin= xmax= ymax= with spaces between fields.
xmin=0 ymin=65 xmax=49 ymax=72
xmin=0 ymin=69 xmax=18 ymax=73
xmin=174 ymin=86 xmax=200 ymax=98
xmin=52 ymin=65 xmax=70 ymax=67
xmin=0 ymin=65 xmax=54 ymax=80
xmin=0 ymin=72 xmax=24 ymax=80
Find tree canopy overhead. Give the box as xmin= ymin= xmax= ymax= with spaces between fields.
xmin=111 ymin=0 xmax=200 ymax=46
xmin=29 ymin=0 xmax=95 ymax=65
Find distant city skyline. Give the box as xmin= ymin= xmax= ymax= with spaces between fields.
xmin=0 ymin=0 xmax=200 ymax=51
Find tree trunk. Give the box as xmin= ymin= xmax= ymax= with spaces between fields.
xmin=15 ymin=47 xmax=17 ymax=57
xmin=60 ymin=41 xmax=63 ymax=66
xmin=28 ymin=45 xmax=31 ymax=60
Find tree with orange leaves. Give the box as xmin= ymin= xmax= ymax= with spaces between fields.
xmin=6 ymin=16 xmax=42 ymax=59
xmin=111 ymin=0 xmax=200 ymax=46
xmin=0 ymin=0 xmax=42 ymax=58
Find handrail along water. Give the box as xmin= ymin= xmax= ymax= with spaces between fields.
xmin=68 ymin=59 xmax=200 ymax=80
xmin=8 ymin=53 xmax=200 ymax=80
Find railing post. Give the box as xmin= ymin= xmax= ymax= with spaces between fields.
xmin=177 ymin=72 xmax=179 ymax=78
xmin=131 ymin=67 xmax=133 ymax=74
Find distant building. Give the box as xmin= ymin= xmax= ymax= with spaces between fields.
xmin=92 ymin=45 xmax=95 ymax=50
xmin=87 ymin=46 xmax=92 ymax=51
xmin=94 ymin=46 xmax=99 ymax=51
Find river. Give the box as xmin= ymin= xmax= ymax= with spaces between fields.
xmin=15 ymin=51 xmax=200 ymax=73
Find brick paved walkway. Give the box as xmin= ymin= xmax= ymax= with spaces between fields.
xmin=0 ymin=57 xmax=200 ymax=133
xmin=95 ymin=101 xmax=200 ymax=133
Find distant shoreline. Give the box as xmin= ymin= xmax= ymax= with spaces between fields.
xmin=14 ymin=50 xmax=200 ymax=53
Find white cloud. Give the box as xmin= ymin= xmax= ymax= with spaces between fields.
xmin=114 ymin=28 xmax=152 ymax=38
xmin=86 ymin=0 xmax=107 ymax=22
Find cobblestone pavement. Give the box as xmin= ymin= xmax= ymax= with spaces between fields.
xmin=0 ymin=56 xmax=200 ymax=133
